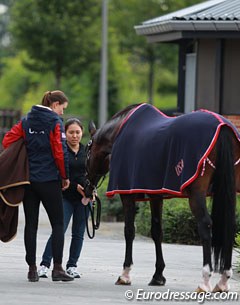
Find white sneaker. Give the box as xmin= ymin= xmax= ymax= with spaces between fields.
xmin=38 ymin=265 xmax=49 ymax=278
xmin=66 ymin=267 xmax=80 ymax=278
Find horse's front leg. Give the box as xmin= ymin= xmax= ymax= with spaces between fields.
xmin=148 ymin=197 xmax=166 ymax=286
xmin=115 ymin=195 xmax=136 ymax=285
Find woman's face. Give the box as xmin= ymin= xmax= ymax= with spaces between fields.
xmin=66 ymin=122 xmax=83 ymax=146
xmin=51 ymin=101 xmax=68 ymax=116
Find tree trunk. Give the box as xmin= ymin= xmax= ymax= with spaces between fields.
xmin=55 ymin=73 xmax=61 ymax=89
xmin=55 ymin=62 xmax=62 ymax=89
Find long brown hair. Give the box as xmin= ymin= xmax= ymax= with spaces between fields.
xmin=41 ymin=90 xmax=69 ymax=107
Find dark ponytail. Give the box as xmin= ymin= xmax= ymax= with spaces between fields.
xmin=41 ymin=90 xmax=69 ymax=107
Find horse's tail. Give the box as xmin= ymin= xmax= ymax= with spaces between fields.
xmin=211 ymin=126 xmax=236 ymax=272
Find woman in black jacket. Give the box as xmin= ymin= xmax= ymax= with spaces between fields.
xmin=39 ymin=118 xmax=88 ymax=279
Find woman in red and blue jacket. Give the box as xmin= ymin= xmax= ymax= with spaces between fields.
xmin=2 ymin=90 xmax=73 ymax=282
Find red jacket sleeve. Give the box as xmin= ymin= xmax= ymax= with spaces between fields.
xmin=2 ymin=121 xmax=24 ymax=149
xmin=49 ymin=122 xmax=69 ymax=179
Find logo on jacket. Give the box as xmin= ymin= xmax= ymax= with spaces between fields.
xmin=175 ymin=159 xmax=184 ymax=176
xmin=29 ymin=128 xmax=45 ymax=134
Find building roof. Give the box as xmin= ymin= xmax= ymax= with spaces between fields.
xmin=135 ymin=0 xmax=240 ymax=42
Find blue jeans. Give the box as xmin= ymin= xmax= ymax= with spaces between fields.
xmin=40 ymin=198 xmax=88 ymax=269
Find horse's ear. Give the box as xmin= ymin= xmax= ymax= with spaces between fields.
xmin=88 ymin=120 xmax=97 ymax=137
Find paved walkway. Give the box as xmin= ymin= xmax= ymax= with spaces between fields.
xmin=0 ymin=206 xmax=239 ymax=305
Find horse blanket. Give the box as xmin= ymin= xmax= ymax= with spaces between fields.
xmin=106 ymin=103 xmax=240 ymax=199
xmin=0 ymin=138 xmax=30 ymax=242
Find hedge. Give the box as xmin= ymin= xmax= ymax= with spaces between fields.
xmin=135 ymin=197 xmax=240 ymax=245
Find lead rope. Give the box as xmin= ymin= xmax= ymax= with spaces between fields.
xmin=85 ymin=194 xmax=101 ymax=239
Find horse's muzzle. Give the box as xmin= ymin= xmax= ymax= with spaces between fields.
xmin=84 ymin=179 xmax=95 ymax=199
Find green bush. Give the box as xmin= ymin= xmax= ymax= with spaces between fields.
xmin=96 ymin=176 xmax=124 ymax=222
xmin=236 ymin=199 xmax=240 ymax=233
xmin=136 ymin=196 xmax=240 ymax=245
xmin=235 ymin=233 xmax=240 ymax=273
xmin=162 ymin=199 xmax=199 ymax=244
xmin=135 ymin=199 xmax=199 ymax=244
xmin=135 ymin=201 xmax=151 ymax=237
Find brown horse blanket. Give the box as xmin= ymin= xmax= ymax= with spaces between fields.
xmin=106 ymin=103 xmax=240 ymax=199
xmin=0 ymin=138 xmax=29 ymax=242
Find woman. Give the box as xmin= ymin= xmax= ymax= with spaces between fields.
xmin=38 ymin=118 xmax=88 ymax=279
xmin=2 ymin=90 xmax=73 ymax=282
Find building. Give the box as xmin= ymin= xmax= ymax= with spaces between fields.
xmin=135 ymin=0 xmax=240 ymax=127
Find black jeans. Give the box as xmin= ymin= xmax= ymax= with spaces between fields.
xmin=23 ymin=181 xmax=64 ymax=267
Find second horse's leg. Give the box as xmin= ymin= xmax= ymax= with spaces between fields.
xmin=115 ymin=195 xmax=136 ymax=285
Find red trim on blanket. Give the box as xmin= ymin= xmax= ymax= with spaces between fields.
xmin=116 ymin=103 xmax=146 ymax=136
xmin=179 ymin=123 xmax=222 ymax=192
xmin=201 ymin=109 xmax=240 ymax=141
xmin=107 ymin=188 xmax=182 ymax=197
xmin=153 ymin=105 xmax=175 ymax=118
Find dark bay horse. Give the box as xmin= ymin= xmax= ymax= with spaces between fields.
xmin=84 ymin=103 xmax=240 ymax=292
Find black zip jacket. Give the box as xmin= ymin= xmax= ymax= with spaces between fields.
xmin=62 ymin=143 xmax=86 ymax=202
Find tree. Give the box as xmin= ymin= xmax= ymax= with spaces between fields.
xmin=9 ymin=0 xmax=101 ymax=88
xmin=109 ymin=0 xmax=203 ymax=105
xmin=0 ymin=1 xmax=14 ymax=65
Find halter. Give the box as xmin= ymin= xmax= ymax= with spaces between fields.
xmin=85 ymin=139 xmax=107 ymax=191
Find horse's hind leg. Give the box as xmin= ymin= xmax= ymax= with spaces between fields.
xmin=115 ymin=195 xmax=136 ymax=285
xmin=188 ymin=190 xmax=213 ymax=292
xmin=148 ymin=197 xmax=166 ymax=286
xmin=212 ymin=270 xmax=233 ymax=292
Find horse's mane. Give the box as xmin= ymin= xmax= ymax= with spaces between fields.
xmin=111 ymin=104 xmax=141 ymax=120
xmin=95 ymin=103 xmax=141 ymax=144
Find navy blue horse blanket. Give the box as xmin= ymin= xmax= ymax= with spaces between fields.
xmin=106 ymin=103 xmax=240 ymax=199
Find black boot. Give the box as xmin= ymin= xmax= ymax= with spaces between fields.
xmin=52 ymin=263 xmax=74 ymax=282
xmin=28 ymin=265 xmax=39 ymax=282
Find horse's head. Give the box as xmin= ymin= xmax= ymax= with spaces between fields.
xmin=84 ymin=120 xmax=111 ymax=199
xmin=84 ymin=104 xmax=141 ymax=198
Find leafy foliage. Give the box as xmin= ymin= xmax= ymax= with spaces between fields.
xmin=0 ymin=0 xmax=210 ymax=123
xmin=108 ymin=0 xmax=202 ymax=106
xmin=136 ymin=197 xmax=240 ymax=245
xmin=0 ymin=52 xmax=38 ymax=109
xmin=136 ymin=199 xmax=199 ymax=244
xmin=235 ymin=233 xmax=240 ymax=273
xmin=9 ymin=0 xmax=101 ymax=87
xmin=95 ymin=175 xmax=124 ymax=222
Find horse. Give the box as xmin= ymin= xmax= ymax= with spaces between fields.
xmin=84 ymin=103 xmax=240 ymax=292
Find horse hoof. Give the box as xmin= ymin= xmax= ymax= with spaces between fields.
xmin=212 ymin=284 xmax=228 ymax=293
xmin=115 ymin=276 xmax=131 ymax=285
xmin=148 ymin=276 xmax=166 ymax=286
xmin=195 ymin=286 xmax=207 ymax=293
